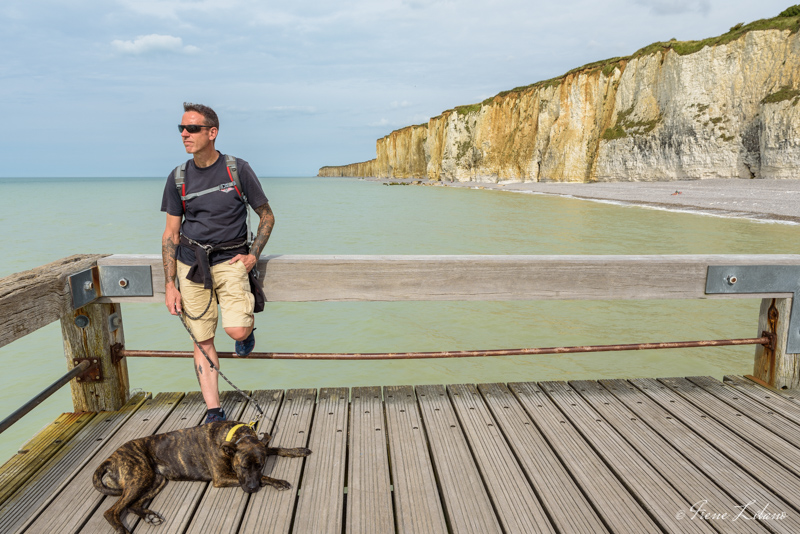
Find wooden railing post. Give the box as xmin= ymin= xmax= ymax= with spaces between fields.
xmin=59 ymin=302 xmax=129 ymax=411
xmin=754 ymin=298 xmax=800 ymax=390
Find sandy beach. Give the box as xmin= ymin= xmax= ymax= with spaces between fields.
xmin=369 ymin=177 xmax=800 ymax=224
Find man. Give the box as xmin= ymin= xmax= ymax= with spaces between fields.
xmin=161 ymin=102 xmax=274 ymax=424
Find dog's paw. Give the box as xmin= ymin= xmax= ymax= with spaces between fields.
xmin=273 ymin=479 xmax=292 ymax=491
xmin=144 ymin=511 xmax=165 ymax=525
xmin=262 ymin=477 xmax=292 ymax=491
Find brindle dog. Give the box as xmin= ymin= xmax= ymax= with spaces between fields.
xmin=93 ymin=421 xmax=311 ymax=534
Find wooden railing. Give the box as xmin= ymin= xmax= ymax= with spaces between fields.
xmin=1 ymin=254 xmax=799 ymax=418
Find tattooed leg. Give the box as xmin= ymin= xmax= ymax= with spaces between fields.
xmin=193 ymin=337 xmax=221 ymax=409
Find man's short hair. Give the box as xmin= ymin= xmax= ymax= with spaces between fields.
xmin=183 ymin=102 xmax=219 ymax=129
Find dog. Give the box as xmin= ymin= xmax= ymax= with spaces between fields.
xmin=93 ymin=420 xmax=311 ymax=534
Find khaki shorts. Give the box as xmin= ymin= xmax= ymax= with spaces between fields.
xmin=177 ymin=260 xmax=254 ymax=342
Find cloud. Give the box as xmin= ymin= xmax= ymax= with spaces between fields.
xmin=391 ymin=100 xmax=411 ymax=108
xmin=633 ymin=0 xmax=710 ymax=16
xmin=111 ymin=34 xmax=199 ymax=55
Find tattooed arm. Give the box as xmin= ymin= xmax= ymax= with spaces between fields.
xmin=230 ymin=201 xmax=275 ymax=272
xmin=162 ymin=213 xmax=183 ymax=315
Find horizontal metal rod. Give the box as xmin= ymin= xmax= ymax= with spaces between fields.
xmin=0 ymin=360 xmax=90 ymax=436
xmin=119 ymin=336 xmax=770 ymax=361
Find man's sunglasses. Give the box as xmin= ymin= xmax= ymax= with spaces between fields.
xmin=178 ymin=124 xmax=213 ymax=133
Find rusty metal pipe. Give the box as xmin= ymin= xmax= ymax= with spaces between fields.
xmin=0 ymin=360 xmax=91 ymax=435
xmin=118 ymin=336 xmax=770 ymax=361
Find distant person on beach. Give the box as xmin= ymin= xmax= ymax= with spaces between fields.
xmin=160 ymin=102 xmax=274 ymax=424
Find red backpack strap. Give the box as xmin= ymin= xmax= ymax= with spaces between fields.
xmin=224 ymin=155 xmax=245 ymax=202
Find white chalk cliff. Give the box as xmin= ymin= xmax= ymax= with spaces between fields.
xmin=320 ymin=14 xmax=800 ymax=183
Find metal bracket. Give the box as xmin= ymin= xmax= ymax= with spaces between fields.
xmin=69 ymin=265 xmax=153 ymax=309
xmin=73 ymin=358 xmax=103 ymax=382
xmin=706 ymin=265 xmax=800 ymax=353
xmin=111 ymin=343 xmax=125 ymax=365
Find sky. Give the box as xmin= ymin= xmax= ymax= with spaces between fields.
xmin=0 ymin=0 xmax=794 ymax=177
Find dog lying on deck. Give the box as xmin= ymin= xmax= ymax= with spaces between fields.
xmin=93 ymin=421 xmax=311 ymax=534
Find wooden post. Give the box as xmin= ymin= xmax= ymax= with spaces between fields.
xmin=59 ymin=302 xmax=129 ymax=411
xmin=754 ymin=298 xmax=800 ymax=390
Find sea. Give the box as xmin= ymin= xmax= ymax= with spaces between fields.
xmin=2 ymin=175 xmax=800 ymax=463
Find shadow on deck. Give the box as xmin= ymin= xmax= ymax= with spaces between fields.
xmin=2 ymin=375 xmax=800 ymax=534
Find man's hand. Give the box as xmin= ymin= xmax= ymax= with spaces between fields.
xmin=165 ymin=283 xmax=183 ymax=315
xmin=229 ymin=253 xmax=258 ymax=272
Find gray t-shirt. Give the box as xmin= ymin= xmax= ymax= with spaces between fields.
xmin=161 ymin=152 xmax=269 ymax=266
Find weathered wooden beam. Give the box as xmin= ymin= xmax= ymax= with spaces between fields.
xmin=59 ymin=302 xmax=129 ymax=412
xmin=754 ymin=298 xmax=800 ymax=390
xmin=97 ymin=254 xmax=800 ymax=303
xmin=0 ymin=254 xmax=106 ymax=350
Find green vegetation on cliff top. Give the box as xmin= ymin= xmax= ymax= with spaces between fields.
xmin=423 ymin=6 xmax=800 ymax=122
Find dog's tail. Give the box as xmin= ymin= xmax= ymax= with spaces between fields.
xmin=92 ymin=460 xmax=123 ymax=496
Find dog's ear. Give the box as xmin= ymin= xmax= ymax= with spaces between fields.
xmin=220 ymin=441 xmax=236 ymax=457
xmin=259 ymin=432 xmax=272 ymax=445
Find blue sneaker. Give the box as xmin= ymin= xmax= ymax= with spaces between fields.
xmin=203 ymin=408 xmax=226 ymax=424
xmin=235 ymin=329 xmax=256 ymax=356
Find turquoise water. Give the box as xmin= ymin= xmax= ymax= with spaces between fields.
xmin=2 ymin=176 xmax=800 ymax=463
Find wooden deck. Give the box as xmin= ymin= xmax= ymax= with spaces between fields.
xmin=2 ymin=375 xmax=800 ymax=533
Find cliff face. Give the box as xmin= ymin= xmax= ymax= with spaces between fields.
xmin=320 ymin=26 xmax=800 ymax=183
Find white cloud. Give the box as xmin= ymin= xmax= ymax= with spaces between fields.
xmin=111 ymin=34 xmax=199 ymax=55
xmin=391 ymin=100 xmax=411 ymax=108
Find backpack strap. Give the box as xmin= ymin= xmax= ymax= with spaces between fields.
xmin=224 ymin=155 xmax=249 ymax=204
xmin=224 ymin=155 xmax=253 ymax=246
xmin=174 ymin=155 xmax=253 ymax=246
xmin=174 ymin=161 xmax=188 ymax=211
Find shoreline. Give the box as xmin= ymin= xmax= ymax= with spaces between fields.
xmin=365 ymin=177 xmax=800 ymax=225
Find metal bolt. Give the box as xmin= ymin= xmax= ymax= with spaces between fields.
xmin=118 ymin=278 xmax=129 ymax=288
xmin=74 ymin=315 xmax=90 ymax=328
xmin=84 ymin=281 xmax=93 ymax=291
xmin=726 ymin=275 xmax=737 ymax=285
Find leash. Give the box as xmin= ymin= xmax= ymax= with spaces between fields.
xmin=177 ymin=311 xmax=267 ymax=424
xmin=180 ymin=236 xmax=250 ymax=321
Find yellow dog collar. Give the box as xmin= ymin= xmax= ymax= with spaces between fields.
xmin=225 ymin=421 xmax=258 ymax=443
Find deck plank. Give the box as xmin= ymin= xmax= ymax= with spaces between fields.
xmin=600 ymin=379 xmax=800 ymax=534
xmin=541 ymin=380 xmax=716 ymax=534
xmin=657 ymin=377 xmax=800 ymax=477
xmin=416 ymin=384 xmax=502 ymax=534
xmin=509 ymin=381 xmax=663 ymax=534
xmin=292 ymin=387 xmax=349 ymax=534
xmin=0 ymin=411 xmax=95 ymax=506
xmin=384 ymin=385 xmax=447 ymax=534
xmin=724 ymin=375 xmax=800 ymax=421
xmin=448 ymin=383 xmax=555 ymax=534
xmin=10 ymin=377 xmax=800 ymax=534
xmin=629 ymin=378 xmax=800 ymax=514
xmin=478 ymin=382 xmax=609 ymax=533
xmin=238 ymin=389 xmax=316 ymax=534
xmin=23 ymin=392 xmax=182 ymax=534
xmin=346 ymin=386 xmax=393 ymax=534
xmin=689 ymin=375 xmax=800 ymax=437
xmin=177 ymin=390 xmax=280 ymax=534
xmin=0 ymin=393 xmax=149 ymax=534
